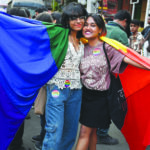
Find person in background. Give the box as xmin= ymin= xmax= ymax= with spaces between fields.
xmin=32 ymin=8 xmax=48 ymax=19
xmin=138 ymin=21 xmax=144 ymax=32
xmin=97 ymin=10 xmax=131 ymax=145
xmin=105 ymin=17 xmax=113 ymax=24
xmin=47 ymin=6 xmax=52 ymax=14
xmin=129 ymin=19 xmax=144 ymax=55
xmin=76 ymin=13 xmax=147 ymax=150
xmin=36 ymin=12 xmax=54 ymax=23
xmin=51 ymin=12 xmax=62 ymax=24
xmin=7 ymin=7 xmax=29 ymax=18
xmin=42 ymin=2 xmax=87 ymax=150
xmin=31 ymin=12 xmax=54 ymax=150
xmin=142 ymin=15 xmax=150 ymax=57
xmin=142 ymin=15 xmax=150 ymax=38
xmin=143 ymin=31 xmax=150 ymax=58
xmin=7 ymin=7 xmax=31 ymax=150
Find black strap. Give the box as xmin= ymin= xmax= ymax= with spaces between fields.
xmin=103 ymin=42 xmax=111 ymax=72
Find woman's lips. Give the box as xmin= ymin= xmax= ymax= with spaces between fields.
xmin=84 ymin=31 xmax=91 ymax=35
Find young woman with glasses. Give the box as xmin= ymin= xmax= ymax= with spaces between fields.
xmin=42 ymin=2 xmax=87 ymax=150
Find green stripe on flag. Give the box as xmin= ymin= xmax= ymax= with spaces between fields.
xmin=42 ymin=22 xmax=69 ymax=68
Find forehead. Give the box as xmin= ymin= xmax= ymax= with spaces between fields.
xmin=130 ymin=23 xmax=138 ymax=27
xmin=85 ymin=17 xmax=95 ymax=23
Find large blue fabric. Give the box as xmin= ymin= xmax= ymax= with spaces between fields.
xmin=0 ymin=12 xmax=58 ymax=149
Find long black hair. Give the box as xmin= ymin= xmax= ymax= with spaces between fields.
xmin=86 ymin=14 xmax=107 ymax=37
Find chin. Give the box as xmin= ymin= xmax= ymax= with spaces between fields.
xmin=84 ymin=36 xmax=91 ymax=39
xmin=76 ymin=27 xmax=83 ymax=31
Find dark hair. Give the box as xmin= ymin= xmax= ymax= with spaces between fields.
xmin=35 ymin=8 xmax=47 ymax=13
xmin=7 ymin=7 xmax=29 ymax=18
xmin=86 ymin=14 xmax=107 ymax=37
xmin=105 ymin=17 xmax=113 ymax=23
xmin=51 ymin=12 xmax=62 ymax=24
xmin=36 ymin=12 xmax=53 ymax=23
xmin=61 ymin=2 xmax=88 ymax=28
xmin=114 ymin=10 xmax=131 ymax=26
xmin=130 ymin=19 xmax=140 ymax=26
xmin=24 ymin=8 xmax=31 ymax=18
xmin=140 ymin=21 xmax=144 ymax=28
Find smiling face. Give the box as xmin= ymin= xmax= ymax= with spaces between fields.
xmin=69 ymin=16 xmax=85 ymax=31
xmin=82 ymin=16 xmax=101 ymax=40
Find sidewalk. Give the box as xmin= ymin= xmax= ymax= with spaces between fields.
xmin=23 ymin=109 xmax=149 ymax=150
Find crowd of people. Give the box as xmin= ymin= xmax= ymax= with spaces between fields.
xmin=6 ymin=2 xmax=150 ymax=150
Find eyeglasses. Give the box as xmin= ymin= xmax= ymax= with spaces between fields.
xmin=69 ymin=16 xmax=86 ymax=21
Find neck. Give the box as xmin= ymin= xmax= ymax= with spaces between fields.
xmin=88 ymin=37 xmax=100 ymax=47
xmin=70 ymin=30 xmax=77 ymax=39
xmin=114 ymin=19 xmax=125 ymax=29
xmin=132 ymin=32 xmax=137 ymax=36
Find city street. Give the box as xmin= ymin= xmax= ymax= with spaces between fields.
xmin=22 ymin=109 xmax=131 ymax=150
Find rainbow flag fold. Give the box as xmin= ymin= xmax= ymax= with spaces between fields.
xmin=100 ymin=36 xmax=150 ymax=150
xmin=0 ymin=12 xmax=69 ymax=149
xmin=1 ymin=11 xmax=150 ymax=150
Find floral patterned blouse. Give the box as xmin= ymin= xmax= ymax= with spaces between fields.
xmin=47 ymin=41 xmax=84 ymax=89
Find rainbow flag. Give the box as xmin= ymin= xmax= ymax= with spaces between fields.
xmin=101 ymin=36 xmax=150 ymax=150
xmin=1 ymin=11 xmax=150 ymax=150
xmin=0 ymin=12 xmax=69 ymax=149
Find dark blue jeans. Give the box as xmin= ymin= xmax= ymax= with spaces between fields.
xmin=40 ymin=113 xmax=45 ymax=141
xmin=97 ymin=128 xmax=109 ymax=137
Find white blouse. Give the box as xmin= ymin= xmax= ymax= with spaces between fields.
xmin=47 ymin=41 xmax=84 ymax=89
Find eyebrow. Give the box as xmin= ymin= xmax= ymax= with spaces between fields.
xmin=85 ymin=22 xmax=96 ymax=25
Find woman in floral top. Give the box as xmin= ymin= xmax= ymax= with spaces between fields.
xmin=42 ymin=2 xmax=87 ymax=150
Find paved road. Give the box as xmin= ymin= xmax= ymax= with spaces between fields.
xmin=22 ymin=109 xmax=149 ymax=150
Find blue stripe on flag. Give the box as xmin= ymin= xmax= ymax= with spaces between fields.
xmin=0 ymin=12 xmax=58 ymax=149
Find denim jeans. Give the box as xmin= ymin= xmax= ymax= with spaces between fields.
xmin=97 ymin=128 xmax=109 ymax=137
xmin=40 ymin=113 xmax=46 ymax=141
xmin=42 ymin=84 xmax=82 ymax=150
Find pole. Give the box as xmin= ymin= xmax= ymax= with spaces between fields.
xmin=144 ymin=0 xmax=150 ymax=27
xmin=87 ymin=0 xmax=92 ymax=13
xmin=131 ymin=4 xmax=135 ymax=19
xmin=53 ymin=0 xmax=55 ymax=11
xmin=130 ymin=0 xmax=139 ymax=20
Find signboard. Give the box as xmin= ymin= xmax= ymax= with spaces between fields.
xmin=130 ymin=0 xmax=139 ymax=4
xmin=98 ymin=0 xmax=118 ymax=15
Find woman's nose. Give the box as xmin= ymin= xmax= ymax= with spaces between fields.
xmin=76 ymin=18 xmax=81 ymax=22
xmin=85 ymin=25 xmax=90 ymax=29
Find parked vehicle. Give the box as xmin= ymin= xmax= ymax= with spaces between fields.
xmin=7 ymin=0 xmax=45 ymax=17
